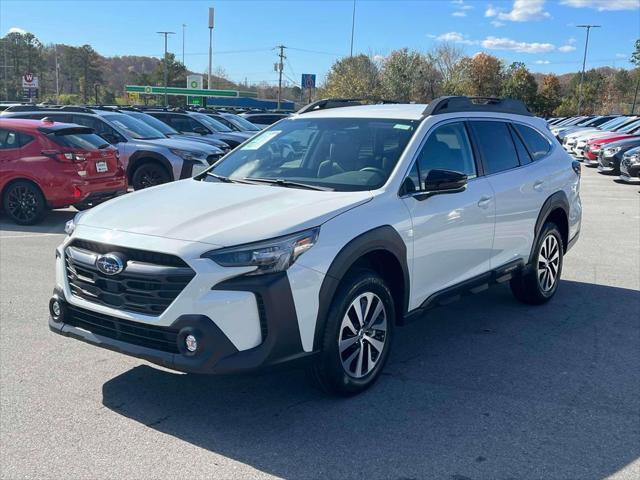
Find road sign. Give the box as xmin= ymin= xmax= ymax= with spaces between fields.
xmin=187 ymin=96 xmax=203 ymax=106
xmin=301 ymin=74 xmax=316 ymax=89
xmin=187 ymin=75 xmax=203 ymax=90
xmin=126 ymin=85 xmax=239 ymax=97
xmin=22 ymin=73 xmax=39 ymax=89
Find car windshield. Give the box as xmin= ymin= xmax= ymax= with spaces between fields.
xmin=48 ymin=131 xmax=110 ymax=150
xmin=102 ymin=114 xmax=164 ymax=139
xmin=612 ymin=118 xmax=640 ymax=132
xmin=223 ymin=113 xmax=261 ymax=131
xmin=206 ymin=117 xmax=419 ymax=192
xmin=599 ymin=117 xmax=629 ymax=130
xmin=618 ymin=119 xmax=640 ymax=133
xmin=191 ymin=113 xmax=233 ymax=132
xmin=127 ymin=112 xmax=178 ymax=135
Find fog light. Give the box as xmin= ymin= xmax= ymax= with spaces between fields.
xmin=185 ymin=334 xmax=198 ymax=352
xmin=49 ymin=297 xmax=64 ymax=322
xmin=52 ymin=300 xmax=61 ymax=317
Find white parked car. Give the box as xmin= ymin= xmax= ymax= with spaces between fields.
xmin=49 ymin=97 xmax=582 ymax=396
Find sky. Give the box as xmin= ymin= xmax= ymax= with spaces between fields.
xmin=1 ymin=0 xmax=639 ymax=87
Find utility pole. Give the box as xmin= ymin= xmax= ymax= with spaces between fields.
xmin=208 ymin=8 xmax=214 ymax=90
xmin=54 ymin=44 xmax=60 ymax=104
xmin=632 ymin=75 xmax=639 ymax=114
xmin=182 ymin=24 xmax=186 ymax=65
xmin=94 ymin=84 xmax=99 ymax=105
xmin=576 ymin=24 xmax=600 ymax=116
xmin=157 ymin=31 xmax=175 ymax=107
xmin=350 ymin=0 xmax=356 ymax=57
xmin=276 ymin=45 xmax=286 ymax=110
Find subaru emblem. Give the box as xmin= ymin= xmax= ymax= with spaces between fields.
xmin=95 ymin=253 xmax=125 ymax=275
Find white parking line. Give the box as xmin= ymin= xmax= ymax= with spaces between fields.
xmin=0 ymin=233 xmax=64 ymax=239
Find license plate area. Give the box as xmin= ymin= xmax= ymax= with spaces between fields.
xmin=96 ymin=161 xmax=108 ymax=173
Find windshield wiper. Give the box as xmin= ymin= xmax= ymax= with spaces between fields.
xmin=205 ymin=172 xmax=257 ymax=185
xmin=244 ymin=177 xmax=333 ymax=191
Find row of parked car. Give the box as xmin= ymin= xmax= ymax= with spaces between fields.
xmin=546 ymin=114 xmax=640 ymax=182
xmin=0 ymin=105 xmax=290 ymax=224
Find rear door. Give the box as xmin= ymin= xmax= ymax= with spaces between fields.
xmin=469 ymin=120 xmax=552 ymax=268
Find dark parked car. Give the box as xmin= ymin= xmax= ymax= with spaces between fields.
xmin=620 ymin=146 xmax=640 ymax=183
xmin=597 ymin=137 xmax=640 ymax=175
xmin=239 ymin=112 xmax=290 ymax=128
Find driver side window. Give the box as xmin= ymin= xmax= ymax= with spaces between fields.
xmin=415 ymin=122 xmax=476 ymax=188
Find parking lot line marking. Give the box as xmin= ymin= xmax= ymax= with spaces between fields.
xmin=0 ymin=233 xmax=64 ymax=239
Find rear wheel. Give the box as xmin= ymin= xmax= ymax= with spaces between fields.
xmin=510 ymin=222 xmax=563 ymax=305
xmin=310 ymin=270 xmax=394 ymax=396
xmin=2 ymin=181 xmax=47 ymax=225
xmin=131 ymin=162 xmax=171 ymax=190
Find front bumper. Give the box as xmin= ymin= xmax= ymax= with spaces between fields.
xmin=49 ymin=267 xmax=318 ymax=374
xmin=620 ymin=159 xmax=640 ymax=183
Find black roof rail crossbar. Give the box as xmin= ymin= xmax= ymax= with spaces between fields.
xmin=422 ymin=96 xmax=532 ymax=117
xmin=2 ymin=104 xmax=95 ymax=113
xmin=297 ymin=97 xmax=403 ymax=114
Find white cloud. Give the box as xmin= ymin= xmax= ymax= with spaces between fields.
xmin=373 ymin=54 xmax=386 ymax=63
xmin=452 ymin=11 xmax=467 ymax=17
xmin=615 ymin=53 xmax=628 ymax=58
xmin=558 ymin=45 xmax=577 ymax=52
xmin=561 ymin=0 xmax=639 ymax=11
xmin=491 ymin=20 xmax=506 ymax=27
xmin=460 ymin=4 xmax=474 ymax=10
xmin=434 ymin=31 xmax=478 ymax=45
xmin=535 ymin=60 xmax=551 ymax=64
xmin=7 ymin=27 xmax=27 ymax=35
xmin=485 ymin=0 xmax=551 ymax=22
xmin=481 ymin=36 xmax=556 ymax=53
xmin=568 ymin=37 xmax=577 ymax=44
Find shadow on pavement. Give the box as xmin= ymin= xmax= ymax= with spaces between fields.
xmin=102 ymin=280 xmax=640 ymax=479
xmin=0 ymin=209 xmax=76 ymax=234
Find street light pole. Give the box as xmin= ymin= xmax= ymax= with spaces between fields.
xmin=208 ymin=8 xmax=214 ymax=90
xmin=157 ymin=31 xmax=175 ymax=107
xmin=576 ymin=24 xmax=600 ymax=116
xmin=350 ymin=0 xmax=356 ymax=57
xmin=182 ymin=24 xmax=186 ymax=65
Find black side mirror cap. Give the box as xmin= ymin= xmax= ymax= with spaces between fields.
xmin=414 ymin=169 xmax=468 ymax=200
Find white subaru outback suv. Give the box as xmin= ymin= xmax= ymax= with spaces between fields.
xmin=49 ymin=97 xmax=582 ymax=396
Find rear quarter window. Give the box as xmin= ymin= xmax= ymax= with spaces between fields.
xmin=514 ymin=124 xmax=552 ymax=160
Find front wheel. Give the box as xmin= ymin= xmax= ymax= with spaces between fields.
xmin=131 ymin=162 xmax=171 ymax=190
xmin=510 ymin=222 xmax=563 ymax=305
xmin=310 ymin=270 xmax=395 ymax=396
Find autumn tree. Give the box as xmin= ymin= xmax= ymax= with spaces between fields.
xmin=502 ymin=62 xmax=538 ymax=107
xmin=459 ymin=53 xmax=503 ymax=97
xmin=380 ymin=49 xmax=441 ymax=102
xmin=536 ymin=74 xmax=562 ymax=117
xmin=321 ymin=54 xmax=381 ymax=98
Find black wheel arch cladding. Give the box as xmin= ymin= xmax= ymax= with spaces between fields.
xmin=531 ymin=190 xmax=570 ymax=263
xmin=127 ymin=151 xmax=174 ymax=182
xmin=313 ymin=225 xmax=409 ymax=351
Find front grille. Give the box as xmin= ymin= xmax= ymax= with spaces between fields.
xmin=65 ymin=240 xmax=195 ymax=315
xmin=66 ymin=305 xmax=180 ymax=353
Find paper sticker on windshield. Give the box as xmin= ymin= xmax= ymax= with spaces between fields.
xmin=393 ymin=124 xmax=411 ymax=130
xmin=242 ymin=130 xmax=281 ymax=150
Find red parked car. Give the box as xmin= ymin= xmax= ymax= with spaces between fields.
xmin=583 ymin=123 xmax=640 ymax=165
xmin=0 ymin=118 xmax=127 ymax=224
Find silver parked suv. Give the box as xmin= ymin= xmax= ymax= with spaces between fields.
xmin=1 ymin=105 xmax=225 ymax=190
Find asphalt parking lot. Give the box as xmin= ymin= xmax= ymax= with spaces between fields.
xmin=0 ymin=167 xmax=638 ymax=480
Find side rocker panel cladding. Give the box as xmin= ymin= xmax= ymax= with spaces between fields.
xmin=312 ymin=225 xmax=409 ymax=350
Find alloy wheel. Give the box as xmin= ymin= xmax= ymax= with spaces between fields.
xmin=537 ymin=234 xmax=560 ymax=292
xmin=139 ymin=168 xmax=165 ymax=188
xmin=6 ymin=185 xmax=39 ymax=223
xmin=338 ymin=292 xmax=388 ymax=378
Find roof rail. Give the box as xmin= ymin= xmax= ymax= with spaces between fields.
xmin=422 ymin=96 xmax=532 ymax=117
xmin=297 ymin=97 xmax=403 ymax=114
xmin=2 ymin=104 xmax=95 ymax=113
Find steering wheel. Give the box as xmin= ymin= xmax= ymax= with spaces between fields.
xmin=359 ymin=167 xmax=386 ymax=177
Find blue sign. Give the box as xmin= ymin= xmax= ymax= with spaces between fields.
xmin=301 ymin=74 xmax=316 ymax=89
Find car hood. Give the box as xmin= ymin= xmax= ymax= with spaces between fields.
xmin=136 ymin=137 xmax=221 ymax=154
xmin=76 ymin=179 xmax=372 ymax=246
xmin=603 ymin=137 xmax=640 ymax=149
xmin=590 ymin=133 xmax=638 ymax=145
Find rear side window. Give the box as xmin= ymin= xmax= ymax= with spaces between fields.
xmin=470 ymin=121 xmax=519 ymax=175
xmin=48 ymin=132 xmax=109 ymax=150
xmin=509 ymin=126 xmax=532 ymax=164
xmin=513 ymin=124 xmax=551 ymax=160
xmin=0 ymin=129 xmax=19 ymax=149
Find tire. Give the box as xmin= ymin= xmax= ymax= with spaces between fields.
xmin=2 ymin=181 xmax=47 ymax=225
xmin=131 ymin=162 xmax=171 ymax=190
xmin=74 ymin=203 xmax=92 ymax=211
xmin=310 ymin=269 xmax=395 ymax=396
xmin=510 ymin=221 xmax=563 ymax=305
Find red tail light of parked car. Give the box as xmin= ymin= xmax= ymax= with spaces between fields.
xmin=0 ymin=118 xmax=127 ymax=225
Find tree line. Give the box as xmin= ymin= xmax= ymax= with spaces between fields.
xmin=321 ymin=41 xmax=640 ymax=116
xmin=1 ymin=30 xmax=638 ymax=115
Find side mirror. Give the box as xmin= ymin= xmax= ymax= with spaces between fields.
xmin=418 ymin=169 xmax=468 ymax=199
xmin=193 ymin=126 xmax=209 ymax=135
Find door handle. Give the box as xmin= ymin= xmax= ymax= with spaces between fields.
xmin=477 ymin=196 xmax=492 ymax=208
xmin=533 ymin=180 xmax=545 ymax=191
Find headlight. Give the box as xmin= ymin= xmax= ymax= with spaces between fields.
xmin=604 ymin=146 xmax=621 ymax=157
xmin=169 ymin=148 xmax=206 ymax=161
xmin=202 ymin=228 xmax=319 ymax=275
xmin=64 ymin=211 xmax=86 ymax=236
xmin=628 ymin=154 xmax=640 ymax=165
